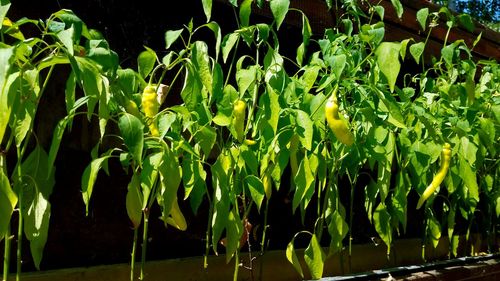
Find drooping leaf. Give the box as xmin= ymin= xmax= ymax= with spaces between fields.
xmin=294 ymin=109 xmax=313 ymax=151
xmin=286 ymin=238 xmax=304 ymax=278
xmin=201 ymin=0 xmax=212 ymax=22
xmin=0 ymin=47 xmax=15 ymax=143
xmin=192 ymin=41 xmax=213 ymax=95
xmin=270 ymin=0 xmax=289 ymax=30
xmin=458 ymin=156 xmax=479 ymax=204
xmin=81 ymin=151 xmax=114 ymax=215
xmin=221 ymin=33 xmax=239 ymax=63
xmin=304 ymin=234 xmax=325 ymax=279
xmin=245 ymin=175 xmax=265 ymax=212
xmin=118 ymin=113 xmax=144 ymax=166
xmin=14 ymin=146 xmax=55 ymax=270
xmin=239 ymin=0 xmax=252 ymax=27
xmin=410 ymin=42 xmax=425 ymax=64
xmin=126 ymin=173 xmax=143 ymax=229
xmin=416 ymin=8 xmax=429 ymax=31
xmin=0 ymin=169 xmax=17 ymax=239
xmin=293 ymin=155 xmax=314 ymax=212
xmin=137 ymin=47 xmax=156 ymax=79
xmin=390 ymin=0 xmax=403 ymax=18
xmin=373 ymin=203 xmax=392 ymax=255
xmin=328 ymin=210 xmax=348 ymax=255
xmin=165 ymin=29 xmax=183 ymax=49
xmin=376 ymin=42 xmax=401 ymax=92
xmin=193 ymin=125 xmax=216 ymax=156
xmin=225 ymin=209 xmax=243 ymax=263
xmin=427 ymin=215 xmax=441 ymax=248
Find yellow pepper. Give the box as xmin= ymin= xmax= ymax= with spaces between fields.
xmin=416 ymin=143 xmax=452 ymax=209
xmin=141 ymin=85 xmax=160 ymax=137
xmin=325 ymin=93 xmax=354 ymax=146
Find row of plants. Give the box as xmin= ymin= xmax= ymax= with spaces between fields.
xmin=1 ymin=0 xmax=499 ymax=280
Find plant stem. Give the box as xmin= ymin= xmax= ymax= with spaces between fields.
xmin=15 ymin=146 xmax=23 ymax=281
xmin=3 ymin=226 xmax=11 ymax=281
xmin=139 ymin=211 xmax=149 ymax=280
xmin=130 ymin=227 xmax=138 ymax=281
xmin=16 ymin=194 xmax=23 ymax=281
xmin=233 ymin=250 xmax=239 ymax=281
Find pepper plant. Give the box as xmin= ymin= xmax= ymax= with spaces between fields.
xmin=1 ymin=0 xmax=498 ymax=281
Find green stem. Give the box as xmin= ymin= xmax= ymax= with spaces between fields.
xmin=233 ymin=250 xmax=239 ymax=281
xmin=15 ymin=146 xmax=23 ymax=281
xmin=203 ymin=202 xmax=213 ymax=269
xmin=16 ymin=194 xmax=22 ymax=281
xmin=130 ymin=227 xmax=138 ymax=281
xmin=259 ymin=200 xmax=269 ymax=255
xmin=139 ymin=211 xmax=149 ymax=280
xmin=3 ymin=226 xmax=11 ymax=281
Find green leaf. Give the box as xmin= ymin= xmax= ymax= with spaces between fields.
xmin=225 ymin=209 xmax=243 ymax=263
xmin=264 ymin=85 xmax=281 ymax=134
xmin=295 ymin=110 xmax=313 ymax=151
xmin=222 ymin=33 xmax=239 ymax=63
xmin=119 ymin=113 xmax=144 ymax=166
xmin=75 ymin=57 xmax=102 ymax=120
xmin=86 ymin=39 xmax=119 ymax=75
xmin=182 ymin=154 xmax=207 ymax=214
xmin=126 ymin=173 xmax=143 ymax=229
xmin=441 ymin=42 xmax=457 ymax=68
xmin=0 ymin=169 xmax=17 ymax=239
xmin=158 ymin=146 xmax=182 ymax=222
xmin=458 ymin=156 xmax=479 ymax=203
xmin=239 ymin=0 xmax=252 ymax=27
xmin=245 ymin=175 xmax=265 ymax=212
xmin=416 ymin=8 xmax=429 ymax=31
xmin=201 ymin=0 xmax=212 ymax=22
xmin=0 ymin=0 xmax=11 ymax=26
xmin=399 ymin=39 xmax=411 ymax=60
xmin=296 ymin=12 xmax=312 ymax=66
xmin=14 ymin=146 xmax=54 ymax=269
xmin=165 ymin=29 xmax=183 ymax=49
xmin=211 ymin=153 xmax=231 ymax=254
xmin=286 ymin=239 xmax=304 ymax=278
xmin=203 ymin=22 xmax=222 ymax=62
xmin=192 ymin=41 xmax=213 ymax=95
xmin=376 ymin=42 xmax=401 ymax=92
xmin=24 ymin=191 xmax=50 ymax=269
xmin=0 ymin=47 xmax=15 ymax=143
xmin=270 ymin=0 xmax=289 ymax=30
xmin=427 ymin=215 xmax=441 ymax=248
xmin=374 ymin=5 xmax=384 ymax=20
xmin=81 ymin=151 xmax=113 ymax=215
xmin=459 ymin=136 xmax=477 ymax=166
xmin=56 ymin=26 xmax=75 ymax=55
xmin=293 ymin=155 xmax=314 ymax=212
xmin=47 ymin=117 xmax=69 ymax=176
xmin=10 ymin=69 xmax=39 ymax=146
xmin=410 ymin=42 xmax=425 ymax=64
xmin=194 ymin=125 xmax=216 ymax=156
xmin=181 ymin=63 xmax=203 ymax=111
xmin=236 ymin=66 xmax=257 ymax=96
xmin=140 ymin=153 xmax=163 ymax=209
xmin=328 ymin=210 xmax=348 ymax=254
xmin=373 ymin=203 xmax=392 ymax=254
xmin=65 ymin=70 xmax=76 ymax=117
xmin=390 ymin=0 xmax=403 ymax=18
xmin=304 ymin=234 xmax=325 ymax=279
xmin=137 ymin=47 xmax=156 ymax=79
xmin=331 ymin=54 xmax=346 ymax=81
xmin=458 ymin=14 xmax=474 ymax=32
xmin=300 ymin=65 xmax=320 ymax=93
